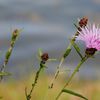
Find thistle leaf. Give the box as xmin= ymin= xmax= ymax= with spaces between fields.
xmin=62 ymin=89 xmax=88 ymax=100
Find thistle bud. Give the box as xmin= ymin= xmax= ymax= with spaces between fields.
xmin=79 ymin=17 xmax=88 ymax=27
xmin=85 ymin=48 xmax=97 ymax=56
xmin=12 ymin=29 xmax=19 ymax=38
xmin=41 ymin=53 xmax=49 ymax=64
xmin=41 ymin=53 xmax=49 ymax=62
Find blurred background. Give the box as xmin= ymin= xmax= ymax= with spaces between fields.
xmin=0 ymin=0 xmax=100 ymax=100
xmin=0 ymin=0 xmax=100 ymax=81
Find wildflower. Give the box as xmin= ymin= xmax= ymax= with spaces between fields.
xmin=41 ymin=53 xmax=49 ymax=64
xmin=76 ymin=24 xmax=100 ymax=56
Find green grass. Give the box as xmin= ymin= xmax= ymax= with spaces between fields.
xmin=0 ymin=75 xmax=100 ymax=100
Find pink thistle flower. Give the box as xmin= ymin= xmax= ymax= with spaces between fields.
xmin=76 ymin=24 xmax=100 ymax=55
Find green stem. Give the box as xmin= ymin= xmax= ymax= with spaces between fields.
xmin=55 ymin=57 xmax=87 ymax=100
xmin=71 ymin=41 xmax=83 ymax=59
xmin=49 ymin=30 xmax=81 ymax=88
xmin=0 ymin=29 xmax=19 ymax=81
xmin=49 ymin=38 xmax=77 ymax=88
xmin=49 ymin=57 xmax=64 ymax=88
xmin=25 ymin=62 xmax=45 ymax=100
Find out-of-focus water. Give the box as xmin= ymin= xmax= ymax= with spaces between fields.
xmin=0 ymin=0 xmax=100 ymax=80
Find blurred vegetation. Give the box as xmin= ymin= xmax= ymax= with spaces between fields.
xmin=0 ymin=74 xmax=100 ymax=100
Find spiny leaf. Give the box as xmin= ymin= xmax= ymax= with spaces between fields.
xmin=62 ymin=89 xmax=88 ymax=100
xmin=0 ymin=72 xmax=11 ymax=76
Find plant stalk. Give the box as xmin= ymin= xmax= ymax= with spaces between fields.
xmin=0 ymin=29 xmax=20 ymax=81
xmin=55 ymin=57 xmax=87 ymax=100
xmin=25 ymin=62 xmax=45 ymax=100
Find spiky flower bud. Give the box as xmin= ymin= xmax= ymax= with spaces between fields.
xmin=85 ymin=48 xmax=97 ymax=56
xmin=41 ymin=53 xmax=49 ymax=63
xmin=79 ymin=17 xmax=88 ymax=27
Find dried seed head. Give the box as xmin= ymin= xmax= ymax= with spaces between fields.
xmin=85 ymin=48 xmax=97 ymax=56
xmin=41 ymin=53 xmax=49 ymax=62
xmin=79 ymin=17 xmax=88 ymax=27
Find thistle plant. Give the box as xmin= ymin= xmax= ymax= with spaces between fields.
xmin=55 ymin=24 xmax=100 ymax=100
xmin=49 ymin=17 xmax=88 ymax=88
xmin=25 ymin=53 xmax=49 ymax=100
xmin=0 ymin=17 xmax=99 ymax=100
xmin=0 ymin=29 xmax=20 ymax=81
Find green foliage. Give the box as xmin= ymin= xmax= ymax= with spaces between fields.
xmin=62 ymin=89 xmax=88 ymax=100
xmin=63 ymin=44 xmax=72 ymax=58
